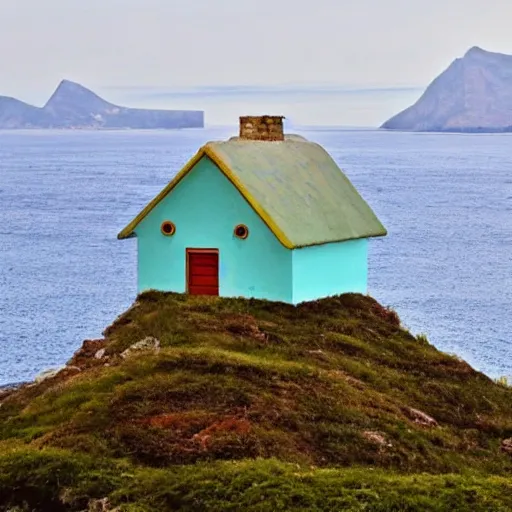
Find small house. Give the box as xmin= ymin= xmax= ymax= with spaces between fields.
xmin=118 ymin=116 xmax=386 ymax=304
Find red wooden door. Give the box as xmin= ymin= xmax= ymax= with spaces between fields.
xmin=187 ymin=250 xmax=219 ymax=296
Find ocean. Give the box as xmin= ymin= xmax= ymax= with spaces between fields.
xmin=1 ymin=127 xmax=511 ymax=385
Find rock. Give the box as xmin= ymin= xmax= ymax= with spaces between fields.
xmin=224 ymin=314 xmax=267 ymax=342
xmin=59 ymin=366 xmax=82 ymax=376
xmin=121 ymin=337 xmax=160 ymax=359
xmin=0 ymin=382 xmax=28 ymax=402
xmin=95 ymin=348 xmax=106 ymax=360
xmin=0 ymin=382 xmax=27 ymax=394
xmin=68 ymin=339 xmax=106 ymax=367
xmin=35 ymin=367 xmax=65 ymax=384
xmin=0 ymin=79 xmax=204 ymax=130
xmin=382 ymin=47 xmax=512 ymax=133
xmin=501 ymin=438 xmax=512 ymax=455
xmin=32 ymin=365 xmax=80 ymax=385
xmin=363 ymin=431 xmax=392 ymax=448
xmin=88 ymin=498 xmax=118 ymax=512
xmin=56 ymin=366 xmax=82 ymax=381
xmin=306 ymin=349 xmax=329 ymax=361
xmin=406 ymin=407 xmax=438 ymax=427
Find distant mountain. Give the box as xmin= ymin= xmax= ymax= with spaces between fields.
xmin=381 ymin=47 xmax=512 ymax=132
xmin=0 ymin=80 xmax=204 ymax=129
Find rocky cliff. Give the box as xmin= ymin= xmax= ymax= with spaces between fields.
xmin=0 ymin=80 xmax=204 ymax=129
xmin=381 ymin=47 xmax=512 ymax=132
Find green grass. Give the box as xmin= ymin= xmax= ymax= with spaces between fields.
xmin=1 ymin=450 xmax=512 ymax=512
xmin=1 ymin=292 xmax=512 ymax=510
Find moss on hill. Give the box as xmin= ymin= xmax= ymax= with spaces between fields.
xmin=1 ymin=292 xmax=511 ymax=511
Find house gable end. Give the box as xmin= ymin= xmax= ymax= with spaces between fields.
xmin=118 ymin=146 xmax=293 ymax=248
xmin=134 ymin=156 xmax=293 ymax=302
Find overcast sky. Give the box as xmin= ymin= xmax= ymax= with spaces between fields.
xmin=1 ymin=0 xmax=511 ymax=124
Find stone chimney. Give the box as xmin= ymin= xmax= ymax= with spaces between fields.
xmin=239 ymin=115 xmax=285 ymax=141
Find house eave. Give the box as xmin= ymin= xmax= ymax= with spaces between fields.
xmin=117 ymin=147 xmax=207 ymax=241
xmin=117 ymin=232 xmax=137 ymax=240
xmin=291 ymin=230 xmax=387 ymax=249
xmin=116 ymin=143 xmax=388 ymax=247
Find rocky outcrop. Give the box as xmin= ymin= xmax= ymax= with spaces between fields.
xmin=0 ymin=80 xmax=204 ymax=130
xmin=502 ymin=438 xmax=512 ymax=455
xmin=34 ymin=367 xmax=66 ymax=384
xmin=363 ymin=431 xmax=392 ymax=448
xmin=405 ymin=407 xmax=438 ymax=428
xmin=381 ymin=47 xmax=512 ymax=132
xmin=120 ymin=337 xmax=160 ymax=359
xmin=68 ymin=339 xmax=107 ymax=368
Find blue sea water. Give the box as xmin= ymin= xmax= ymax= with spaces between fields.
xmin=0 ymin=127 xmax=511 ymax=385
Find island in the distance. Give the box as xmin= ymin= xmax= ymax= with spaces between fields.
xmin=381 ymin=46 xmax=512 ymax=132
xmin=0 ymin=79 xmax=204 ymax=129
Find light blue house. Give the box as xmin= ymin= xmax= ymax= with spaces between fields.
xmin=118 ymin=116 xmax=386 ymax=304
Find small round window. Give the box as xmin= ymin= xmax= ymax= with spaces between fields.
xmin=234 ymin=224 xmax=249 ymax=239
xmin=161 ymin=221 xmax=176 ymax=236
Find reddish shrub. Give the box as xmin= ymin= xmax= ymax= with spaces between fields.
xmin=192 ymin=417 xmax=252 ymax=450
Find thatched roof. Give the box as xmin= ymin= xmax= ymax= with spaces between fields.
xmin=118 ymin=137 xmax=386 ymax=248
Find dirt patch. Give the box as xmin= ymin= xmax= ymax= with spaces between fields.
xmin=192 ymin=417 xmax=252 ymax=450
xmin=223 ymin=314 xmax=268 ymax=342
xmin=68 ymin=339 xmax=106 ymax=368
xmin=141 ymin=412 xmax=214 ymax=432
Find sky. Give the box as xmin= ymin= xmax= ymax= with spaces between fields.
xmin=1 ymin=0 xmax=511 ymax=125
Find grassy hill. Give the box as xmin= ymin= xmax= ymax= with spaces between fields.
xmin=1 ymin=292 xmax=511 ymax=511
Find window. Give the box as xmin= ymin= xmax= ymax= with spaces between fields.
xmin=234 ymin=224 xmax=249 ymax=239
xmin=161 ymin=221 xmax=176 ymax=236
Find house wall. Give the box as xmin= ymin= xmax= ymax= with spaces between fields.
xmin=292 ymin=239 xmax=368 ymax=304
xmin=135 ymin=156 xmax=292 ymax=302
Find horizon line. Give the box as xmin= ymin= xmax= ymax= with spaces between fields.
xmin=99 ymin=83 xmax=423 ymax=98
